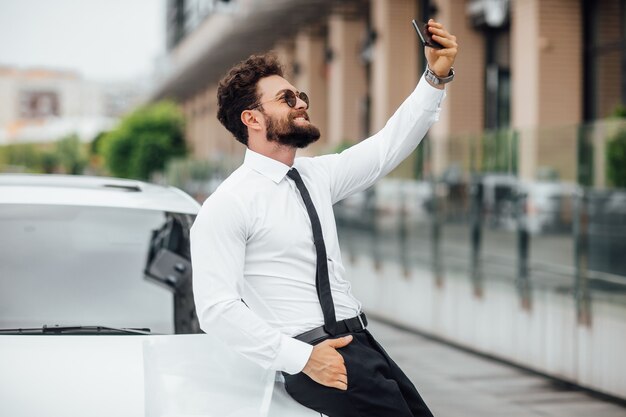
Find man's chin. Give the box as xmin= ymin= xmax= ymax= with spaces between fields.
xmin=274 ymin=125 xmax=321 ymax=149
xmin=293 ymin=135 xmax=320 ymax=149
xmin=274 ymin=134 xmax=319 ymax=149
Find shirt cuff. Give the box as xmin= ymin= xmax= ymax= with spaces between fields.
xmin=272 ymin=334 xmax=314 ymax=375
xmin=413 ymin=73 xmax=447 ymax=112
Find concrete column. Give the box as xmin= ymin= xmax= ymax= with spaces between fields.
xmin=294 ymin=29 xmax=328 ymax=150
xmin=425 ymin=0 xmax=486 ymax=176
xmin=274 ymin=40 xmax=296 ymax=81
xmin=370 ymin=0 xmax=419 ymax=133
xmin=512 ymin=0 xmax=582 ymax=180
xmin=199 ymin=86 xmax=214 ymax=160
xmin=188 ymin=84 xmax=226 ymax=162
xmin=327 ymin=13 xmax=367 ymax=147
xmin=207 ymin=84 xmax=230 ymax=161
xmin=537 ymin=0 xmax=582 ymax=127
xmin=182 ymin=100 xmax=194 ymax=156
xmin=185 ymin=94 xmax=201 ymax=159
xmin=194 ymin=90 xmax=208 ymax=160
xmin=369 ymin=0 xmax=421 ymax=177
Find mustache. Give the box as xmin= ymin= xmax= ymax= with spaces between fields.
xmin=289 ymin=110 xmax=309 ymax=121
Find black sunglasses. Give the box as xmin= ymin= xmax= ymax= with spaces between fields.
xmin=252 ymin=89 xmax=310 ymax=110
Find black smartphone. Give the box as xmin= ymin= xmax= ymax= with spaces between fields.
xmin=411 ymin=19 xmax=444 ymax=49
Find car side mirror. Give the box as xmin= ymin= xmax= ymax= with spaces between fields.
xmin=145 ymin=248 xmax=192 ymax=291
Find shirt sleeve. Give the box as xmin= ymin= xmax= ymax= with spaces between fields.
xmin=190 ymin=191 xmax=313 ymax=374
xmin=315 ymin=75 xmax=446 ymax=204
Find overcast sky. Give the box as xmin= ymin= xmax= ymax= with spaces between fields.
xmin=0 ymin=0 xmax=165 ymax=82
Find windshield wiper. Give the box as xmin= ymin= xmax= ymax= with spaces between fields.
xmin=0 ymin=325 xmax=152 ymax=335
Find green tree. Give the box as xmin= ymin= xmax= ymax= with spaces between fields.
xmin=90 ymin=130 xmax=108 ymax=156
xmin=55 ymin=134 xmax=87 ymax=175
xmin=99 ymin=101 xmax=186 ymax=180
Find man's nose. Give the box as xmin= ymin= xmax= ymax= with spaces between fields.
xmin=295 ymin=95 xmax=308 ymax=110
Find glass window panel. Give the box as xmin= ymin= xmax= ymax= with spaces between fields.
xmin=0 ymin=205 xmax=183 ymax=334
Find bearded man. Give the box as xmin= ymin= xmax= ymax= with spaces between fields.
xmin=191 ymin=19 xmax=458 ymax=417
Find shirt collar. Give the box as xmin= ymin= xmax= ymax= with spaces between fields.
xmin=243 ymin=148 xmax=291 ymax=184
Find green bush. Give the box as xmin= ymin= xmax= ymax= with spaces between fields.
xmin=55 ymin=134 xmax=87 ymax=175
xmin=611 ymin=104 xmax=626 ymax=119
xmin=0 ymin=135 xmax=88 ymax=174
xmin=40 ymin=151 xmax=60 ymax=174
xmin=607 ymin=104 xmax=626 ymax=188
xmin=99 ymin=101 xmax=187 ymax=180
xmin=607 ymin=129 xmax=626 ymax=188
xmin=3 ymin=143 xmax=41 ymax=171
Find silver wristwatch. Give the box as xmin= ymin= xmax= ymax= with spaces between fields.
xmin=425 ymin=66 xmax=455 ymax=85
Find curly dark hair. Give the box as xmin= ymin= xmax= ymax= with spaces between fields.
xmin=216 ymin=53 xmax=284 ymax=146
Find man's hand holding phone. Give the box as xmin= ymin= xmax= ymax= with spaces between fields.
xmin=413 ymin=19 xmax=458 ymax=86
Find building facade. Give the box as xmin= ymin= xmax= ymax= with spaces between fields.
xmin=0 ymin=66 xmax=149 ymax=145
xmin=153 ymin=0 xmax=625 ymax=184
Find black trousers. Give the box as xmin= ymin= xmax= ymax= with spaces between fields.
xmin=283 ymin=330 xmax=434 ymax=417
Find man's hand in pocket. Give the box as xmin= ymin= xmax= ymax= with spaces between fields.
xmin=302 ymin=335 xmax=353 ymax=390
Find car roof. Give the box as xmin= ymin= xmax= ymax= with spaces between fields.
xmin=0 ymin=174 xmax=200 ymax=214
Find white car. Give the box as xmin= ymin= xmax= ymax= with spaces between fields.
xmin=0 ymin=174 xmax=316 ymax=417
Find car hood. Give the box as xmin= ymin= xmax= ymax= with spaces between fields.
xmin=0 ymin=334 xmax=316 ymax=417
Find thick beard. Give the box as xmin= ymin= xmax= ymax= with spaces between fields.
xmin=264 ymin=110 xmax=321 ymax=149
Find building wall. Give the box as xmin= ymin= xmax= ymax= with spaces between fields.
xmin=512 ymin=0 xmax=582 ymax=180
xmin=293 ymin=29 xmax=330 ymax=157
xmin=274 ymin=40 xmax=296 ymax=82
xmin=537 ymin=0 xmax=582 ymax=127
xmin=511 ymin=0 xmax=540 ymax=131
xmin=327 ymin=13 xmax=368 ymax=146
xmin=183 ymin=82 xmax=246 ymax=164
xmin=431 ymin=0 xmax=485 ymax=137
xmin=595 ymin=0 xmax=623 ymax=118
xmin=167 ymin=0 xmax=621 ymax=185
xmin=0 ymin=69 xmax=18 ymax=127
xmin=185 ymin=87 xmax=211 ymax=160
xmin=430 ymin=0 xmax=487 ymax=176
xmin=294 ymin=29 xmax=328 ymax=145
xmin=370 ymin=0 xmax=419 ymax=133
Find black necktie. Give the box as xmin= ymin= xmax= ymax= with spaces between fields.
xmin=287 ymin=167 xmax=337 ymax=335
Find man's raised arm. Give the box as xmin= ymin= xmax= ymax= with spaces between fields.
xmin=315 ymin=20 xmax=458 ymax=204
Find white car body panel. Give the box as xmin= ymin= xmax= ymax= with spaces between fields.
xmin=0 ymin=174 xmax=200 ymax=214
xmin=1 ymin=336 xmax=146 ymax=417
xmin=1 ymin=334 xmax=318 ymax=417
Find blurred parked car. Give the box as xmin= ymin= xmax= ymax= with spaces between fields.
xmin=587 ymin=189 xmax=626 ymax=278
xmin=518 ymin=180 xmax=579 ymax=234
xmin=479 ymin=173 xmax=518 ymax=229
xmin=334 ymin=178 xmax=433 ymax=231
xmin=0 ymin=174 xmax=316 ymax=417
xmin=373 ymin=179 xmax=432 ymax=230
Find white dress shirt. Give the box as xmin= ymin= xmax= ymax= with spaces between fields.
xmin=190 ymin=75 xmax=445 ymax=375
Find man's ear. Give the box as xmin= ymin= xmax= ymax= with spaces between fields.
xmin=241 ymin=110 xmax=263 ymax=132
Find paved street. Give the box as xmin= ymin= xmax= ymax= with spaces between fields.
xmin=368 ymin=318 xmax=626 ymax=417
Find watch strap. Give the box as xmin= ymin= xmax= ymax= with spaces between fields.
xmin=425 ymin=66 xmax=455 ymax=85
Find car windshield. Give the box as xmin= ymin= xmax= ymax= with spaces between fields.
xmin=0 ymin=204 xmax=195 ymax=335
